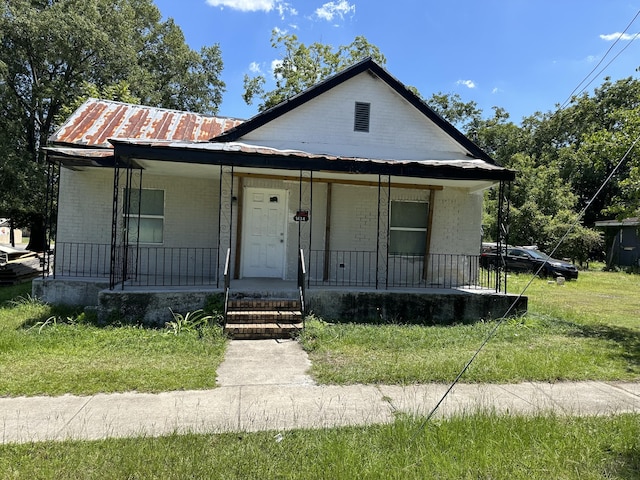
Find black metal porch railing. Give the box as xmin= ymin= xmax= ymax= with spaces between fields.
xmin=298 ymin=248 xmax=307 ymax=321
xmin=52 ymin=242 xmax=219 ymax=286
xmin=223 ymin=248 xmax=230 ymax=325
xmin=129 ymin=246 xmax=219 ymax=286
xmin=51 ymin=243 xmax=503 ymax=292
xmin=308 ymin=250 xmax=504 ymax=292
xmin=53 ymin=242 xmax=111 ymax=278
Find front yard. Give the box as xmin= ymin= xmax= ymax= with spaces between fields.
xmin=1 ymin=271 xmax=639 ymax=479
xmin=0 ymin=268 xmax=638 ymax=396
xmin=299 ymin=268 xmax=640 ymax=384
xmin=0 ymin=283 xmax=226 ymax=396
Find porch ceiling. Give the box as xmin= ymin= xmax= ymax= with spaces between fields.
xmin=132 ymin=158 xmax=495 ymax=190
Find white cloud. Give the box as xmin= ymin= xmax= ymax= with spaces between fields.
xmin=276 ymin=2 xmax=297 ymax=19
xmin=492 ymin=87 xmax=500 ymax=94
xmin=271 ymin=59 xmax=284 ymax=79
xmin=206 ymin=0 xmax=275 ymax=11
xmin=599 ymin=32 xmax=637 ymax=41
xmin=314 ymin=1 xmax=356 ymax=22
xmin=456 ymin=79 xmax=476 ymax=89
xmin=205 ymin=0 xmax=296 ymax=16
xmin=249 ymin=61 xmax=262 ymax=73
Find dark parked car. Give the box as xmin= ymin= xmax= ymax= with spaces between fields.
xmin=480 ymin=246 xmax=578 ymax=280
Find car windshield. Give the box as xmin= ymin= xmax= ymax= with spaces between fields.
xmin=524 ymin=249 xmax=550 ymax=260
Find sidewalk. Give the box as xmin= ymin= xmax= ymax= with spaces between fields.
xmin=1 ymin=339 xmax=639 ymax=444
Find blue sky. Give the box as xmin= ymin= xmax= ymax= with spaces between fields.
xmin=154 ymin=0 xmax=640 ymax=124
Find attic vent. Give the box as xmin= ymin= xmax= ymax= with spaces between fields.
xmin=354 ymin=102 xmax=370 ymax=132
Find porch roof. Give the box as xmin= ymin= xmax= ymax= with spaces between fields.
xmin=45 ymin=138 xmax=515 ymax=183
xmin=594 ymin=217 xmax=640 ymax=228
xmin=108 ymin=139 xmax=516 ymax=182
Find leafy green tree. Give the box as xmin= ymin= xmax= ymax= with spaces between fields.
xmin=0 ymin=0 xmax=225 ymax=250
xmin=572 ymin=106 xmax=640 ymax=222
xmin=482 ymin=149 xmax=603 ymax=263
xmin=243 ymin=30 xmax=386 ymax=111
xmin=478 ymin=77 xmax=640 ymax=261
xmin=426 ymin=92 xmax=482 ymax=132
xmin=519 ymin=77 xmax=640 ymax=225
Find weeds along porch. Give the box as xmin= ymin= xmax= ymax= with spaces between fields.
xmin=32 ymin=262 xmax=526 ymax=337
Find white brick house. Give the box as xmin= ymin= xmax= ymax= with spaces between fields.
xmin=36 ymin=58 xmax=519 ymax=325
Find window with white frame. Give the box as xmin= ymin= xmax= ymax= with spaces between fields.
xmin=124 ymin=188 xmax=164 ymax=244
xmin=389 ymin=201 xmax=428 ymax=255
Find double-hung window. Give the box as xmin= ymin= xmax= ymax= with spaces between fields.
xmin=389 ymin=201 xmax=428 ymax=255
xmin=124 ymin=188 xmax=164 ymax=244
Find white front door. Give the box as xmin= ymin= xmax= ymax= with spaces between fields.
xmin=242 ymin=188 xmax=287 ymax=278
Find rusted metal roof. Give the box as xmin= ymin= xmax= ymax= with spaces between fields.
xmin=49 ymin=99 xmax=244 ymax=148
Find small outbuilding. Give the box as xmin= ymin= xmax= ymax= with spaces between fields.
xmin=594 ymin=217 xmax=640 ymax=268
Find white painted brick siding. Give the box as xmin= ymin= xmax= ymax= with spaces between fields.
xmin=330 ymin=184 xmax=378 ymax=251
xmin=139 ymin=174 xmax=220 ymax=248
xmin=57 ymin=168 xmax=113 ymax=244
xmin=430 ymin=188 xmax=483 ymax=255
xmin=241 ymin=72 xmax=467 ymax=161
xmin=58 ymin=169 xmax=221 ymax=248
xmin=56 ymin=166 xmax=483 ymax=284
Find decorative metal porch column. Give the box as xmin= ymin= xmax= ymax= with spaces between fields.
xmin=108 ymin=156 xmax=141 ymax=289
xmin=217 ymin=165 xmax=234 ymax=287
xmin=495 ymin=179 xmax=511 ymax=293
xmin=376 ymin=174 xmax=391 ymax=289
xmin=43 ymin=158 xmax=60 ymax=278
xmin=297 ymin=170 xmax=313 ymax=282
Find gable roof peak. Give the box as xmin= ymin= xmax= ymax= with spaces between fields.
xmin=211 ymin=58 xmax=495 ymax=164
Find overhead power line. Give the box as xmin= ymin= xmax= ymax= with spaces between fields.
xmin=413 ymin=130 xmax=640 ymax=440
xmin=559 ymin=9 xmax=640 ymax=110
xmin=412 ymin=8 xmax=640 ymax=439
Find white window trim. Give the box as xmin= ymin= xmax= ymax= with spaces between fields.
xmin=123 ymin=188 xmax=165 ymax=245
xmin=389 ymin=200 xmax=428 ymax=256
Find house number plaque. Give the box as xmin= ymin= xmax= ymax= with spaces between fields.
xmin=294 ymin=210 xmax=309 ymax=222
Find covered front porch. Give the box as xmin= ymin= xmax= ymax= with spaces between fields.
xmin=42 ymin=140 xmax=513 ymax=289
xmin=37 ymin=133 xmax=519 ymax=332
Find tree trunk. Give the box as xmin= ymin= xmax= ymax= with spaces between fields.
xmin=26 ymin=215 xmax=47 ymax=252
xmin=9 ymin=218 xmax=15 ymax=247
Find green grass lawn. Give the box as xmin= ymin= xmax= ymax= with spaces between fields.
xmin=507 ymin=269 xmax=640 ymax=330
xmin=300 ymin=269 xmax=640 ymax=384
xmin=1 ymin=413 xmax=638 ymax=479
xmin=1 ymin=274 xmax=639 ymax=478
xmin=0 ymin=268 xmax=638 ymax=395
xmin=0 ymin=283 xmax=226 ymax=396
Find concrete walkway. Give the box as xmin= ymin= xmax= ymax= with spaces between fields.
xmin=1 ymin=339 xmax=639 ymax=444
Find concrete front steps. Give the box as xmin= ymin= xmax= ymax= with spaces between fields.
xmin=224 ymin=296 xmax=304 ymax=339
